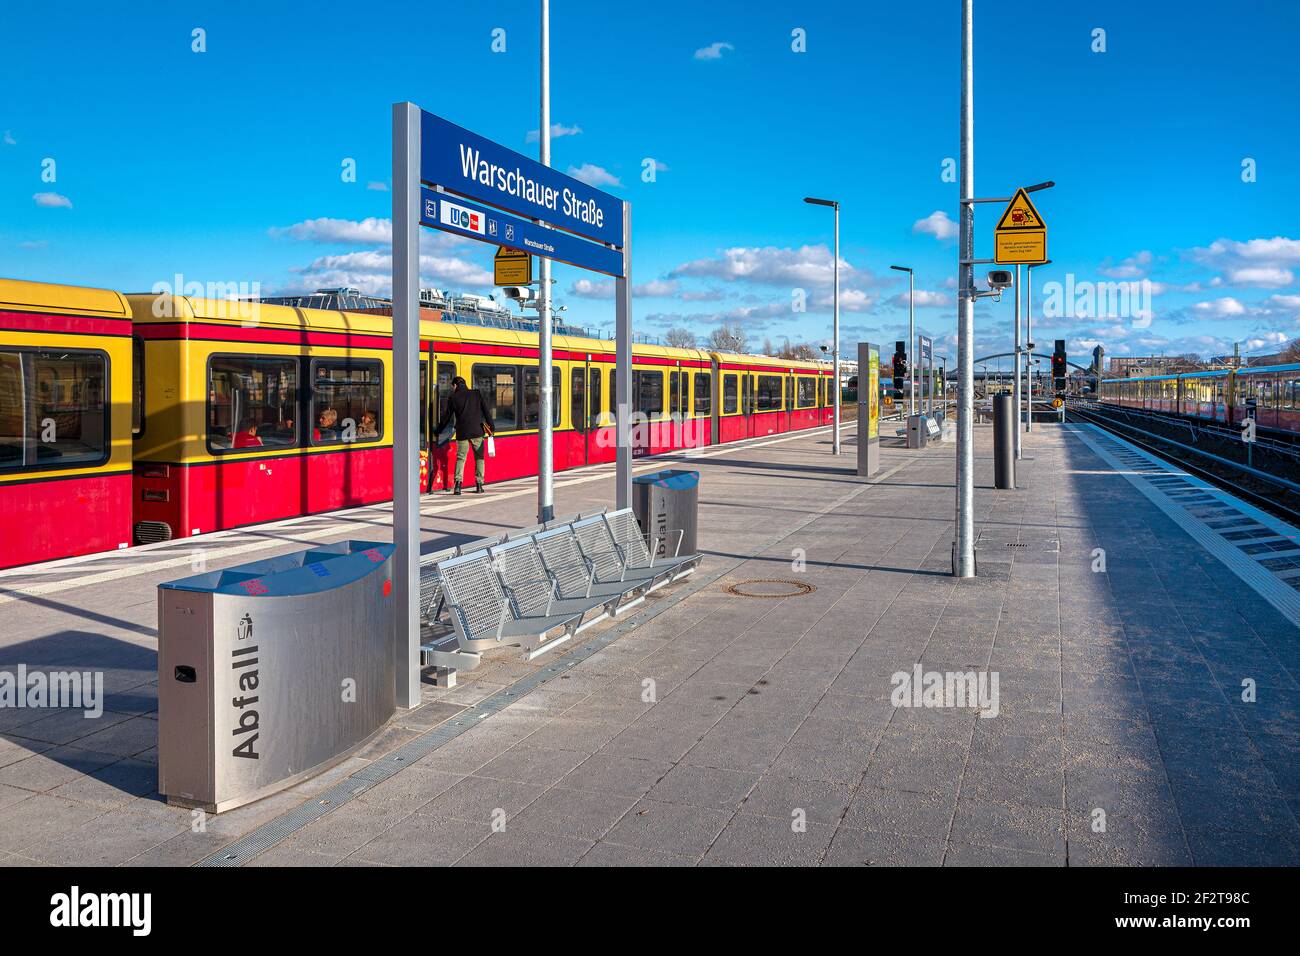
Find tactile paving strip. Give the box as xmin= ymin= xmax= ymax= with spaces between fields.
xmin=1069 ymin=424 xmax=1300 ymax=626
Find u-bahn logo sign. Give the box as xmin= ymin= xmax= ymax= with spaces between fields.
xmin=994 ymin=187 xmax=1047 ymax=265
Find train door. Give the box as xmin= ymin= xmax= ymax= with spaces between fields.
xmin=429 ymin=358 xmax=456 ymax=490
xmin=786 ymin=371 xmax=795 ymax=432
xmin=571 ymin=361 xmax=589 ymax=467
xmin=710 ymin=357 xmax=721 ymax=445
xmin=742 ymin=373 xmax=755 ymax=438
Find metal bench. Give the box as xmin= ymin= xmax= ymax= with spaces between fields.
xmin=534 ymin=525 xmax=648 ymax=613
xmin=605 ymin=508 xmax=700 ymax=583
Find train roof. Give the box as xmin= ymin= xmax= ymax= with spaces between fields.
xmin=1102 ymin=362 xmax=1300 ymax=384
xmin=0 ymin=276 xmax=131 ymax=319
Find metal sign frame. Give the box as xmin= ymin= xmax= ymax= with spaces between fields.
xmin=391 ymin=103 xmax=633 ymax=708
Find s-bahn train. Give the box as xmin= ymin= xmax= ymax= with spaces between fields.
xmin=1097 ymin=364 xmax=1300 ymax=433
xmin=0 ymin=277 xmax=837 ymax=570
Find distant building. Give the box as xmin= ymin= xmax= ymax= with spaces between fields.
xmin=1108 ymin=355 xmax=1205 ymax=376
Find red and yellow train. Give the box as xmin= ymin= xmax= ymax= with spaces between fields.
xmin=1 ymin=278 xmax=837 ymax=570
xmin=1098 ymin=364 xmax=1300 ymax=433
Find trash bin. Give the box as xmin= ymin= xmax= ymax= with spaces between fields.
xmin=632 ymin=469 xmax=699 ymax=560
xmin=906 ymin=414 xmax=929 ymax=449
xmin=157 ymin=540 xmax=396 ymax=814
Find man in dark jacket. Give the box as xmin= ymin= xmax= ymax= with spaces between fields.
xmin=435 ymin=377 xmax=494 ymax=494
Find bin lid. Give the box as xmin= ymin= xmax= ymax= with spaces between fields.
xmin=632 ymin=469 xmax=700 ymax=490
xmin=160 ymin=540 xmax=394 ymax=597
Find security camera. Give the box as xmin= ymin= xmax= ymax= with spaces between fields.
xmin=502 ymin=286 xmax=536 ymax=301
xmin=986 ymin=270 xmax=1014 ymax=290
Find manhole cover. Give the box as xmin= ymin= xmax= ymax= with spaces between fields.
xmin=724 ymin=579 xmax=817 ymax=599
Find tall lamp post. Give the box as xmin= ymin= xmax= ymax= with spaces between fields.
xmin=536 ymin=0 xmax=555 ymax=521
xmin=805 ymin=197 xmax=840 ymax=455
xmin=890 ymin=265 xmax=915 ymax=417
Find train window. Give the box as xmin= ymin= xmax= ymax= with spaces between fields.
xmin=609 ymin=368 xmax=616 ymax=417
xmin=208 ymin=356 xmax=298 ymax=452
xmin=797 ymin=377 xmax=817 ymax=408
xmin=436 ymin=361 xmax=456 ymax=424
xmin=633 ymin=369 xmax=664 ymax=418
xmin=522 ymin=366 xmax=561 ymax=428
xmin=419 ymin=361 xmax=427 ymax=448
xmin=589 ymin=367 xmax=603 ymax=427
xmin=132 ymin=336 xmax=145 ymax=436
xmin=472 ymin=364 xmax=518 ymax=432
xmin=756 ymin=374 xmax=783 ymax=411
xmin=669 ymin=371 xmax=680 ymax=418
xmin=0 ymin=354 xmax=107 ymax=470
xmin=694 ymin=372 xmax=712 ymax=415
xmin=786 ymin=377 xmax=796 ymax=410
xmin=723 ymin=373 xmax=738 ymax=414
xmin=311 ymin=359 xmax=383 ymax=445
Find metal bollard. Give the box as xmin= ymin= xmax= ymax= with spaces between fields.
xmin=993 ymin=393 xmax=1015 ymax=490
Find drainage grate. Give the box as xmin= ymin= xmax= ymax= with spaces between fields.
xmin=724 ymin=579 xmax=817 ymax=598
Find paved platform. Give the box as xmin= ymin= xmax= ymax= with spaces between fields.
xmin=0 ymin=420 xmax=1296 ymax=866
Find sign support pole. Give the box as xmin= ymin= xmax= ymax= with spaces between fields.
xmin=392 ymin=101 xmax=422 ymax=708
xmin=1013 ymin=262 xmax=1023 ymax=459
xmin=537 ymin=0 xmax=555 ymax=523
xmin=615 ymin=201 xmax=632 ymax=510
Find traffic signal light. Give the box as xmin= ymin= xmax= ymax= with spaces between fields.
xmin=892 ymin=341 xmax=906 ymax=392
xmin=1052 ymin=340 xmax=1067 ymax=392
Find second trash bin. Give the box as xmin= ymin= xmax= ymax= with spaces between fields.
xmin=632 ymin=469 xmax=699 ymax=560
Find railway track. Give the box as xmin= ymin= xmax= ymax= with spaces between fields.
xmin=1066 ymin=402 xmax=1300 ymax=526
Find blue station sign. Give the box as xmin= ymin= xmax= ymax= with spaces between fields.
xmin=421 ymin=188 xmax=624 ymax=278
xmin=420 ymin=110 xmax=623 ymax=248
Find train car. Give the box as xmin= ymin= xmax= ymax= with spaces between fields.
xmin=1099 ymin=363 xmax=1300 ymax=435
xmin=129 ymin=293 xmax=397 ymax=543
xmin=0 ymin=276 xmax=842 ymax=563
xmin=0 ymin=278 xmax=135 ymax=569
xmin=1234 ymin=364 xmax=1300 ymax=432
xmin=709 ymin=352 xmax=833 ymax=443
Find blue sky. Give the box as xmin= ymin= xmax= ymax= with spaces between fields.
xmin=3 ymin=0 xmax=1299 ymax=365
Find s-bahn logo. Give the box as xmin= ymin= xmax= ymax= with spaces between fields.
xmin=440 ymin=199 xmax=484 ymax=235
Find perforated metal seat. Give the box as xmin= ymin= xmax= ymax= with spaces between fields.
xmin=487 ymin=537 xmax=619 ymax=623
xmin=418 ymin=546 xmax=459 ymax=625
xmin=603 ymin=508 xmax=700 ymax=584
xmin=437 ymin=550 xmax=584 ymax=656
xmin=534 ymin=526 xmax=648 ymax=611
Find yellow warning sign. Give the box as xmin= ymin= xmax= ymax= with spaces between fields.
xmin=994 ymin=187 xmax=1047 ymax=265
xmin=494 ymin=246 xmax=532 ymax=285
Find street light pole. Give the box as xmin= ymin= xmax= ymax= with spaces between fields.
xmin=805 ymin=196 xmax=840 ymax=455
xmin=537 ymin=0 xmax=555 ymax=522
xmin=890 ymin=265 xmax=914 ymax=417
xmin=954 ymin=0 xmax=976 ymax=578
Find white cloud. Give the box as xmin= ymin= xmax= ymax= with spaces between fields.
xmin=1263 ymin=294 xmax=1300 ymax=311
xmin=668 ymin=244 xmax=871 ymax=289
xmin=1191 ymin=297 xmax=1248 ymax=317
xmin=694 ymin=42 xmax=734 ymax=60
xmin=3 ymin=130 xmax=15 ymax=146
xmin=892 ymin=289 xmax=953 ymax=308
xmin=33 ymin=192 xmax=71 ymax=208
xmin=286 ymin=246 xmax=493 ymax=297
xmin=271 ymin=216 xmax=392 ymax=244
xmin=565 ymin=163 xmax=621 ymax=188
xmin=569 ymin=277 xmax=680 ymax=299
xmin=912 ymin=210 xmax=957 ymax=241
xmin=1098 ymin=250 xmax=1153 ymax=279
xmin=813 ymin=289 xmax=876 ymax=313
xmin=1190 ymin=236 xmax=1300 ymax=289
xmin=1225 ymin=266 xmax=1293 ymax=288
xmin=526 ymin=123 xmax=582 ymax=144
xmin=366 ymin=181 xmax=388 ymax=192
